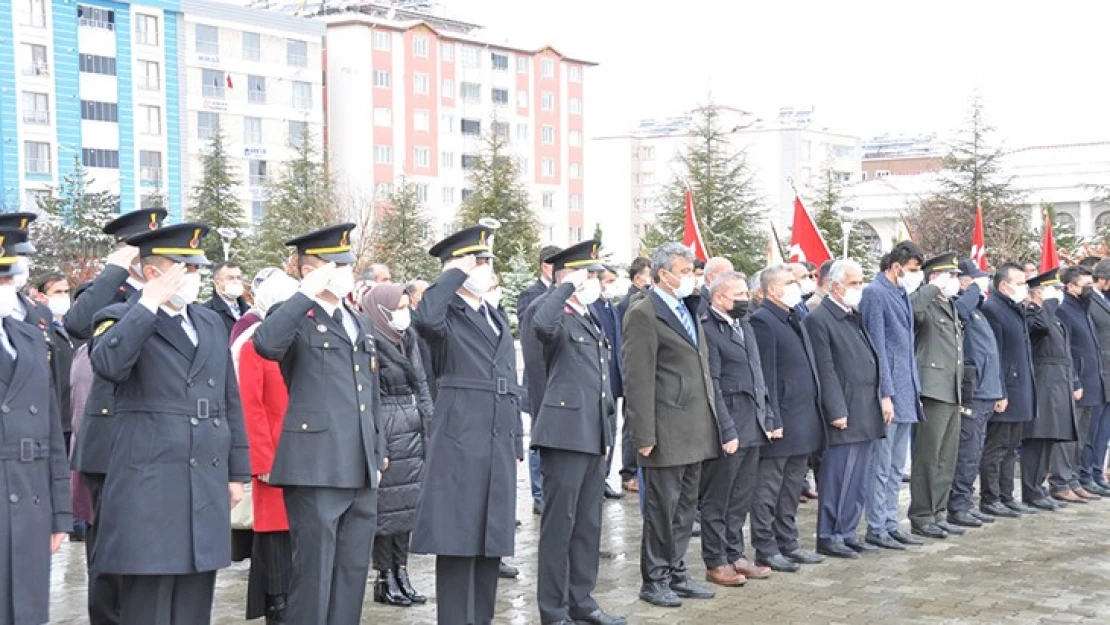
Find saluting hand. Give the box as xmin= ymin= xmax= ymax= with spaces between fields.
xmin=562 ymin=269 xmax=588 ymax=288
xmin=141 ymin=263 xmax=186 ymax=307
xmin=105 ymin=245 xmax=139 ymax=270
xmin=444 ymin=255 xmax=478 ymax=275
xmin=228 ymin=482 xmax=244 ymax=509
xmin=299 ymin=262 xmax=335 ymax=298
xmin=51 ymin=533 xmax=65 ymax=554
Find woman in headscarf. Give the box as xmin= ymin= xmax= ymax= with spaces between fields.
xmin=235 ymin=268 xmax=300 ymax=625
xmin=362 ymin=284 xmax=434 ymax=607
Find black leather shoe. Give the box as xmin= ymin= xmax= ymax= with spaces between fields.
xmin=890 ymin=529 xmax=925 ymax=545
xmin=756 ymin=554 xmax=800 ymax=572
xmin=498 ymin=561 xmax=519 ymax=579
xmin=970 ymin=508 xmax=996 ymax=523
xmin=817 ymin=542 xmax=859 ymax=559
xmin=980 ymin=502 xmax=1020 ymax=518
xmin=264 ymin=593 xmax=287 ymax=625
xmin=864 ymin=532 xmax=906 ymax=550
xmin=373 ymin=570 xmax=412 ymax=607
xmin=1082 ymin=482 xmax=1110 ymax=497
xmin=1005 ymin=500 xmax=1037 ymax=514
xmin=395 ymin=567 xmax=426 ymax=604
xmin=1028 ymin=498 xmax=1058 ymax=512
xmin=573 ymin=608 xmax=628 ymax=625
xmin=911 ymin=523 xmax=948 ymax=539
xmin=783 ymin=548 xmax=825 ymax=564
xmin=603 ymin=484 xmax=624 ymax=500
xmin=669 ymin=577 xmax=715 ymax=599
xmin=844 ymin=537 xmax=879 ymax=554
xmin=639 ymin=582 xmax=682 ymax=607
xmin=936 ymin=521 xmax=966 ymax=535
xmin=534 ymin=503 xmax=544 ymax=515
xmin=948 ymin=511 xmax=982 ymax=527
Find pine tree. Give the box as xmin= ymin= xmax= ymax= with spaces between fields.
xmin=191 ymin=123 xmax=245 ymax=262
xmin=370 ymin=180 xmax=439 ymax=282
xmin=641 ymin=105 xmax=767 ymax=275
xmin=33 ymin=156 xmax=118 ymax=283
xmin=907 ymin=96 xmax=1029 ymax=262
xmin=808 ymin=165 xmax=877 ymax=271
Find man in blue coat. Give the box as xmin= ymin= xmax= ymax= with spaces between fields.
xmin=858 ymin=241 xmax=926 ymax=550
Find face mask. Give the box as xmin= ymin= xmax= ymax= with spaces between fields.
xmin=668 ymin=271 xmax=696 ymax=299
xmin=1081 ymin=285 xmax=1095 ymax=299
xmin=481 ymin=286 xmax=503 ymax=309
xmin=842 ymin=287 xmax=864 ymax=310
xmin=463 ymin=264 xmax=495 ymax=297
xmin=1010 ymin=284 xmax=1029 ymax=304
xmin=941 ymin=276 xmax=960 ymax=299
xmin=780 ymin=283 xmax=803 ymax=309
xmin=174 ymin=272 xmax=202 ymax=307
xmin=0 ymin=285 xmax=17 ymax=318
xmin=222 ymin=280 xmax=244 ymax=300
xmin=728 ymin=298 xmax=749 ymax=319
xmin=325 ymin=265 xmax=355 ymax=299
xmin=900 ymin=269 xmax=924 ymax=294
xmin=12 ymin=257 xmax=29 ymax=290
xmin=385 ymin=307 xmax=411 ymax=332
xmin=799 ymin=278 xmax=816 ymax=296
xmin=47 ymin=296 xmax=71 ymax=317
xmin=576 ymin=278 xmax=601 ymax=306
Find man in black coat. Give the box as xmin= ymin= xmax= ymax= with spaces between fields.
xmin=617 ymin=256 xmax=652 ymax=493
xmin=203 ymin=261 xmax=249 ymax=334
xmin=804 ymin=260 xmax=886 ymax=559
xmin=1084 ymin=259 xmax=1110 ymax=494
xmin=36 ymin=273 xmax=76 ymax=451
xmin=531 ymin=241 xmax=625 ymax=625
xmin=590 ymin=265 xmax=625 ymax=500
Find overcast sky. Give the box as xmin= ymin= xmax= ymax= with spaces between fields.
xmin=447 ymin=0 xmax=1110 ymax=148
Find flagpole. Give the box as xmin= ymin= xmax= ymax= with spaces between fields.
xmin=769 ymin=222 xmax=788 ymax=262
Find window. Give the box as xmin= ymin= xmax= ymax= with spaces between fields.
xmin=79 ymin=53 xmax=116 ymax=77
xmin=541 ymin=125 xmax=554 ymax=144
xmin=81 ymin=100 xmax=119 ymax=122
xmin=23 ymin=44 xmax=49 ymax=76
xmin=441 ymin=78 xmax=454 ymax=98
xmin=492 ymin=122 xmax=509 ymax=139
xmin=373 ymin=108 xmax=392 ymax=127
xmin=138 ymin=60 xmax=160 ymax=90
xmin=24 ymin=141 xmax=51 ymax=174
xmin=441 ymin=114 xmax=455 ymax=133
xmin=876 ymin=170 xmax=891 ymax=179
xmin=251 ymin=200 xmax=267 ymax=224
xmin=201 ymin=69 xmax=225 ymax=98
xmin=460 ymin=82 xmax=480 ymax=103
xmin=519 ymin=157 xmax=528 ymax=172
xmin=491 ymin=52 xmax=508 ymax=71
xmin=244 ymin=117 xmax=262 ymax=144
xmin=569 ymin=194 xmax=582 ymax=211
xmin=441 ymin=152 xmax=455 ymax=168
xmin=413 ymin=36 xmax=428 ymax=58
xmin=374 ymin=145 xmax=393 ymax=164
xmin=81 ymin=148 xmax=119 ymax=169
xmin=461 ymin=154 xmax=479 ymax=170
xmin=195 ymin=24 xmax=219 ymax=55
xmin=413 ymin=109 xmax=430 ymax=132
xmin=24 ymin=189 xmax=49 ymax=211
xmin=569 ymin=98 xmax=581 ymax=115
xmin=569 ymin=227 xmax=582 ymax=243
xmin=248 ymin=75 xmax=266 ymax=104
xmin=139 ymin=151 xmax=162 ymax=182
xmin=242 ymin=32 xmax=261 ymax=61
xmin=460 ymin=119 xmax=481 ymax=136
xmin=77 ymin=5 xmax=114 ymax=31
xmin=461 ymin=189 xmax=473 ymax=202
xmin=135 ymin=14 xmax=159 ymax=45
xmin=414 ymin=147 xmax=430 ymax=168
xmin=441 ymin=42 xmax=454 ymax=61
xmin=139 ymin=105 xmax=161 ymax=135
xmin=516 ymin=56 xmax=528 ymax=73
xmin=516 ymin=90 xmax=528 ymax=109
xmin=374 ymin=70 xmax=391 ymax=88
xmin=197 ymin=112 xmax=219 ymax=139
xmin=249 ymin=160 xmax=268 ymax=186
xmin=292 ymin=81 xmax=311 ymax=109
xmin=415 ymin=184 xmax=429 ymax=203
xmin=442 ymin=186 xmax=455 ymax=204
xmin=541 ymin=158 xmax=554 ymax=177
xmin=24 ymin=0 xmax=47 ymax=27
xmin=22 ymin=92 xmax=49 ymax=125
xmin=569 ymin=66 xmax=583 ymax=82
xmin=541 ymin=58 xmax=554 ymax=78
xmin=541 ymin=92 xmax=554 ymax=111
xmin=569 ymin=162 xmax=582 ymax=179
xmin=413 ymin=73 xmax=429 ymax=95
xmin=461 ymin=45 xmax=479 ymax=67
xmin=516 ymin=123 xmax=528 ymax=141
xmin=491 ymin=88 xmax=509 ymax=105
xmin=289 ymin=120 xmax=307 ymax=144
xmin=569 ymin=130 xmax=582 ymax=147
xmin=375 ymin=183 xmax=393 ymax=200
xmin=373 ymin=31 xmax=391 ymax=51
xmin=542 ymin=192 xmax=553 ymax=209
xmin=287 ymin=39 xmax=308 ymax=67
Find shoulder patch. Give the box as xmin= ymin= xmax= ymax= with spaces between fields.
xmin=94 ymin=319 xmax=116 ymax=337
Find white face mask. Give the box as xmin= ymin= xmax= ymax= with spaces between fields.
xmin=668 ymin=271 xmax=696 ymax=299
xmin=386 ymin=307 xmax=411 ymax=332
xmin=463 ymin=263 xmax=495 ymax=297
xmin=603 ymin=282 xmax=627 ymax=301
xmin=842 ymin=286 xmax=863 ymax=310
xmin=936 ymin=275 xmax=960 ymax=298
xmin=0 ymin=284 xmax=17 ymax=318
xmin=576 ymin=278 xmax=602 ymax=306
xmin=12 ymin=257 xmax=29 ymax=290
xmin=482 ymin=286 xmax=503 ymax=309
xmin=173 ymin=272 xmax=202 ymax=307
xmin=222 ymin=280 xmax=244 ymax=300
xmin=900 ymin=269 xmax=924 ymax=294
xmin=779 ymin=283 xmax=803 ymax=309
xmin=1010 ymin=284 xmax=1029 ymax=304
xmin=325 ymin=265 xmax=355 ymax=299
xmin=1042 ymin=286 xmax=1063 ymax=303
xmin=47 ymin=295 xmax=71 ymax=318
xmin=799 ymin=278 xmax=817 ymax=296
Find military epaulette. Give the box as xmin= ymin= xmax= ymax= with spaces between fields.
xmin=94 ymin=319 xmax=116 ymax=337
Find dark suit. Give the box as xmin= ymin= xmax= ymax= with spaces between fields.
xmin=1084 ymin=290 xmax=1110 ymax=488
xmin=48 ymin=320 xmax=76 ymax=447
xmin=1023 ymin=301 xmax=1080 ymax=499
xmin=532 ymin=284 xmax=614 ymax=624
xmin=203 ymin=294 xmax=249 ymax=335
xmin=253 ymin=293 xmax=385 ymax=625
xmin=1053 ymin=294 xmax=1103 ymax=492
xmin=89 ymin=300 xmax=249 ymax=624
xmin=590 ymin=297 xmax=623 ymax=480
xmin=749 ymin=301 xmax=825 ymax=559
xmin=617 ymin=285 xmax=645 ymax=482
xmin=805 ymin=297 xmax=883 ymax=544
xmin=520 ymin=284 xmax=554 ymax=509
xmin=411 ymin=269 xmax=523 ymax=625
xmin=699 ymin=307 xmax=771 ymax=569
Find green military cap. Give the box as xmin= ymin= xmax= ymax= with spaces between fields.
xmin=922 ymin=251 xmax=959 ymax=275
xmin=1026 ymin=268 xmax=1061 ymax=288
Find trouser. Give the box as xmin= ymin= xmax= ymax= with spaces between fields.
xmin=751 ymin=454 xmax=808 ymax=559
xmin=283 ymin=485 xmax=377 ymax=625
xmin=118 ymin=572 xmax=216 ymax=625
xmin=1021 ymin=439 xmax=1055 ymax=502
xmin=948 ymin=400 xmax=994 ymax=514
xmin=530 ymin=415 xmax=544 ymax=506
xmin=698 ymin=446 xmax=760 ymax=569
xmin=639 ymin=463 xmax=700 ymax=584
xmin=246 ymin=531 xmax=293 ymax=620
xmin=980 ymin=422 xmax=1023 ymax=505
xmin=537 ymin=449 xmax=604 ymax=624
xmin=1081 ymin=402 xmax=1110 ymax=485
xmin=82 ymin=472 xmax=121 ymax=625
xmin=817 ymin=441 xmax=872 ymax=543
xmin=619 ymin=409 xmax=637 ymax=482
xmin=1049 ymin=406 xmax=1092 ymax=492
xmin=372 ymin=532 xmax=410 ymax=570
xmin=865 ymin=421 xmax=913 ymax=536
xmin=436 ymin=555 xmax=500 ymax=625
xmin=603 ymin=409 xmax=619 ymax=484
xmin=908 ymin=399 xmax=961 ymax=527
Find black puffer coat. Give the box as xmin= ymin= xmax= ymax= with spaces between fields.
xmin=374 ymin=329 xmax=434 ymax=536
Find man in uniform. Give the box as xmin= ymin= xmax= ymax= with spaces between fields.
xmin=0 ymin=213 xmax=54 ymax=357
xmin=411 ymin=225 xmax=525 ymax=625
xmin=531 ymin=241 xmax=625 ymax=625
xmin=252 ymin=223 xmax=386 ymax=625
xmin=87 ymin=223 xmax=249 ymax=624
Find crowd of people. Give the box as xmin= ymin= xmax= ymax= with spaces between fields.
xmin=1 ymin=205 xmax=1109 ymax=625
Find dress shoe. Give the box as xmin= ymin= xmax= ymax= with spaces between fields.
xmin=1005 ymin=500 xmax=1038 ymax=514
xmin=573 ymin=609 xmax=628 ymax=625
xmin=802 ymin=487 xmax=819 ymax=501
xmin=1093 ymin=480 xmax=1110 ymax=495
xmin=864 ymin=532 xmax=906 ymax=550
xmin=1073 ymin=486 xmax=1101 ymax=501
xmin=1052 ymin=489 xmax=1085 ymax=504
xmin=705 ymin=565 xmax=746 ymax=587
xmin=889 ymin=529 xmax=925 ymax=545
xmin=756 ymin=554 xmax=800 ymax=572
xmin=783 ymin=548 xmax=825 ymax=564
xmin=498 ymin=561 xmax=519 ymax=579
xmin=911 ymin=523 xmax=948 ymax=539
xmin=1082 ymin=482 xmax=1110 ymax=497
xmin=603 ymin=483 xmax=624 ymax=500
xmin=534 ymin=503 xmax=544 ymax=515
xmin=844 ymin=537 xmax=879 ymax=554
xmin=948 ymin=510 xmax=983 ymax=527
xmin=373 ymin=570 xmax=412 ymax=607
xmin=639 ymin=582 xmax=681 ymax=607
xmin=981 ymin=502 xmax=1021 ymax=517
xmin=264 ymin=593 xmax=287 ymax=625
xmin=935 ymin=520 xmax=966 ymax=535
xmin=817 ymin=541 xmax=859 ymax=559
xmin=622 ymin=477 xmax=639 ymax=493
xmin=732 ymin=557 xmax=771 ymax=579
xmin=970 ymin=508 xmax=996 ymax=523
xmin=1027 ymin=498 xmax=1058 ymax=512
xmin=670 ymin=576 xmax=715 ymax=599
xmin=395 ymin=567 xmax=426 ymax=604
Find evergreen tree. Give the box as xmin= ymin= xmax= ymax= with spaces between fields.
xmin=1041 ymin=202 xmax=1081 ymax=262
xmin=370 ymin=180 xmax=439 ymax=282
xmin=191 ymin=123 xmax=245 ymax=262
xmin=808 ymin=165 xmax=877 ymax=271
xmin=34 ymin=156 xmax=118 ymax=282
xmin=641 ymin=105 xmax=767 ymax=275
xmin=907 ymin=96 xmax=1029 ymax=262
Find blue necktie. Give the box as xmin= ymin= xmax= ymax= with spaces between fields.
xmin=675 ymin=304 xmax=697 ymax=345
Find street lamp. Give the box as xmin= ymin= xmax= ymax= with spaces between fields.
xmin=216 ymin=226 xmax=242 ymax=261
xmin=837 ymin=205 xmax=858 ymax=259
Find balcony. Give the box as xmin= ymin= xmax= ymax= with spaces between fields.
xmin=22 ymin=64 xmax=49 ymax=77
xmin=202 ymin=85 xmax=226 ymax=99
xmin=197 ymin=42 xmax=219 ymax=56
xmin=292 ymin=97 xmax=312 ymax=110
xmin=138 ymin=76 xmax=161 ymax=91
xmin=248 ymin=90 xmax=267 ymax=105
xmin=25 ymin=159 xmax=51 ymax=174
xmin=249 ymin=174 xmax=267 ymax=187
xmin=22 ymin=111 xmax=49 ymax=125
xmin=23 ymin=13 xmax=46 ymax=28
xmin=287 ymin=54 xmax=308 ymax=68
xmin=79 ymin=17 xmax=114 ymax=31
xmin=140 ymin=167 xmax=163 ymax=183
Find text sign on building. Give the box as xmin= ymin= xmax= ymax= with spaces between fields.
xmin=203 ymin=99 xmax=228 ymax=112
xmin=244 ymin=147 xmax=267 ymax=158
xmin=197 ymin=54 xmax=221 ymax=66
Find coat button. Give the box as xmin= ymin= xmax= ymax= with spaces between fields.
xmin=189 ymin=458 xmax=197 ymax=467
xmin=212 ymin=458 xmax=220 ymax=467
xmin=492 ymin=428 xmax=499 ymax=436
xmin=187 ymin=379 xmax=194 ymax=387
xmin=8 ymin=494 xmax=17 ymax=504
xmin=109 ymin=337 xmax=119 ymax=346
xmin=101 ymin=408 xmax=109 ymax=415
xmin=357 ymin=384 xmax=363 ymax=392
xmin=208 ymin=378 xmax=216 ymax=387
xmin=28 ymin=405 xmax=37 ymax=414
xmin=190 ymin=417 xmax=199 ymax=426
xmin=354 ymin=365 xmax=360 ymax=372
xmin=353 ymin=345 xmax=359 ymax=353
xmin=323 ymin=342 xmax=330 ymax=349
xmin=301 ymin=423 xmax=308 ymax=430
xmin=560 ymin=401 xmax=566 ymax=406
xmin=213 ymin=418 xmax=221 ymax=427
xmin=33 ymin=496 xmax=39 ymax=505
xmin=0 ymin=406 xmax=8 ymax=414
xmin=360 ymin=404 xmax=366 ymax=412
xmin=602 ymin=392 xmax=606 ymax=398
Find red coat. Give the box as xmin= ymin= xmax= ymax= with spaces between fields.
xmin=239 ymin=338 xmax=290 ymax=532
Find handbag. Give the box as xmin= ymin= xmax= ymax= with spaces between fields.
xmin=230 ymin=481 xmax=254 ymax=530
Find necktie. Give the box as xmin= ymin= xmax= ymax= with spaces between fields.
xmin=482 ymin=304 xmax=501 ymax=337
xmin=731 ymin=320 xmax=745 ymax=345
xmin=675 ymin=304 xmax=697 ymax=345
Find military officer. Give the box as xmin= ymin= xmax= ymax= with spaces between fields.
xmin=252 ymin=223 xmax=386 ymax=625
xmin=531 ymin=241 xmax=626 ymax=625
xmin=0 ymin=213 xmax=54 ymax=363
xmin=411 ymin=225 xmax=525 ymax=625
xmin=86 ymin=223 xmax=249 ymax=624
xmin=66 ymin=207 xmax=166 ymax=625
xmin=0 ymin=227 xmax=72 ymax=625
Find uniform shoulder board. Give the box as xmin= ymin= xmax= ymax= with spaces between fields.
xmin=94 ymin=319 xmax=116 ymax=337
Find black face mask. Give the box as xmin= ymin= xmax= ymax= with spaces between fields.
xmin=1082 ymin=285 xmax=1095 ymax=299
xmin=728 ymin=298 xmax=750 ymax=319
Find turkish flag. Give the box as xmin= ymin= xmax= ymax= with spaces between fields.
xmin=1040 ymin=209 xmax=1058 ymax=273
xmin=788 ymin=196 xmax=832 ymax=266
xmin=971 ymin=204 xmax=987 ymax=270
xmin=226 ymin=74 xmax=234 ymax=89
xmin=683 ymin=187 xmax=708 ymax=262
